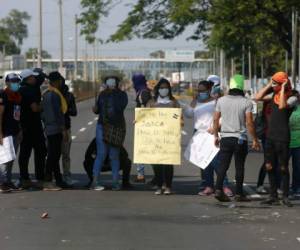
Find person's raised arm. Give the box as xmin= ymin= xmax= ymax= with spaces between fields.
xmin=255 ymin=80 xmax=273 ymax=101
xmin=278 ymin=81 xmax=288 ymax=110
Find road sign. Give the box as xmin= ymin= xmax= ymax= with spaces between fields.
xmin=165 ymin=50 xmax=195 ymax=62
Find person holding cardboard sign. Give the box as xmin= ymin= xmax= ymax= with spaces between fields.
xmin=146 ymin=78 xmax=182 ymax=195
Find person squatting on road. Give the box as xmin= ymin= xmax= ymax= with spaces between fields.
xmin=213 ymin=74 xmax=260 ymax=202
xmin=0 ymin=73 xmax=22 ymax=192
xmin=184 ymin=79 xmax=233 ymax=197
xmin=92 ymin=76 xmax=128 ymax=191
xmin=132 ymin=73 xmax=152 ymax=183
xmin=147 ymin=78 xmax=183 ymax=195
xmin=256 ymin=72 xmax=298 ymax=207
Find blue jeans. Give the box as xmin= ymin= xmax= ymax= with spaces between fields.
xmin=93 ymin=124 xmax=120 ymax=182
xmin=202 ymin=153 xmax=230 ymax=188
xmin=136 ymin=164 xmax=145 ymax=176
xmin=0 ymin=135 xmax=20 ymax=184
xmin=290 ymin=147 xmax=300 ymax=193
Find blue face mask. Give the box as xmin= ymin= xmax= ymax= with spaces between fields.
xmin=197 ymin=92 xmax=210 ymax=102
xmin=10 ymin=83 xmax=20 ymax=92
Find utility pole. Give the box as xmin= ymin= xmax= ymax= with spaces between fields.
xmin=74 ymin=14 xmax=78 ymax=80
xmin=242 ymin=45 xmax=245 ymax=76
xmin=58 ymin=0 xmax=64 ymax=72
xmin=285 ymin=51 xmax=289 ymax=74
xmin=248 ymin=46 xmax=252 ymax=92
xmin=37 ymin=0 xmax=43 ymax=68
xmin=292 ymin=9 xmax=298 ymax=88
xmin=220 ymin=49 xmax=225 ymax=88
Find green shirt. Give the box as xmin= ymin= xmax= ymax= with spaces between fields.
xmin=289 ymin=105 xmax=300 ymax=148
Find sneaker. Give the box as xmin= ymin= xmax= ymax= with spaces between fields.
xmin=260 ymin=197 xmax=280 ymax=206
xmin=198 ymin=187 xmax=214 ymax=196
xmin=282 ymin=197 xmax=293 ymax=207
xmin=134 ymin=176 xmax=146 ymax=183
xmin=223 ymin=187 xmax=233 ymax=197
xmin=215 ymin=190 xmax=231 ymax=202
xmin=155 ymin=188 xmax=163 ymax=195
xmin=256 ymin=186 xmax=268 ymax=194
xmin=112 ymin=182 xmax=121 ymax=191
xmin=63 ymin=175 xmax=73 ymax=186
xmin=19 ymin=179 xmax=34 ymax=189
xmin=0 ymin=184 xmax=11 ymax=193
xmin=235 ymin=195 xmax=251 ymax=202
xmin=277 ymin=189 xmax=283 ymax=195
xmin=43 ymin=182 xmax=62 ymax=191
xmin=164 ymin=188 xmax=172 ymax=195
xmin=93 ymin=185 xmax=105 ymax=191
xmin=4 ymin=182 xmax=19 ymax=190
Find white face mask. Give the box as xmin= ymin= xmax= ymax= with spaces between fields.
xmin=158 ymin=88 xmax=169 ymax=97
xmin=106 ymin=78 xmax=117 ymax=89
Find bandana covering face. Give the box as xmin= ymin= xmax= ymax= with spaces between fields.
xmin=272 ymin=72 xmax=292 ymax=105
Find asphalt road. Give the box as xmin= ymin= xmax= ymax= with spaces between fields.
xmin=1 ymin=90 xmax=300 ymax=250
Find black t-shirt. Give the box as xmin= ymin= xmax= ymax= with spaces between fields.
xmin=0 ymin=91 xmax=21 ymax=136
xmin=267 ymin=98 xmax=294 ymax=143
xmin=19 ymin=84 xmax=43 ymax=131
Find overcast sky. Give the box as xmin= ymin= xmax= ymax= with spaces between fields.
xmin=0 ymin=0 xmax=204 ymax=58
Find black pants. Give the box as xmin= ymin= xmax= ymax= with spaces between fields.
xmin=257 ymin=137 xmax=281 ymax=187
xmin=18 ymin=127 xmax=47 ymax=181
xmin=215 ymin=137 xmax=248 ymax=195
xmin=153 ymin=165 xmax=174 ymax=188
xmin=45 ymin=133 xmax=63 ymax=183
xmin=264 ymin=139 xmax=290 ymax=198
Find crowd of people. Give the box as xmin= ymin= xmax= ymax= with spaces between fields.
xmin=0 ymin=68 xmax=299 ymax=207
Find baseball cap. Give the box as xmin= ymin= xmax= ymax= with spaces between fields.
xmin=5 ymin=73 xmax=21 ymax=82
xmin=20 ymin=69 xmax=39 ymax=80
xmin=207 ymin=75 xmax=220 ymax=86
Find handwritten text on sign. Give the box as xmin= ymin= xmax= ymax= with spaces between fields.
xmin=134 ymin=108 xmax=182 ymax=165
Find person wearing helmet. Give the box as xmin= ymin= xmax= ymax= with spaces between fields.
xmin=0 ymin=73 xmax=22 ymax=192
xmin=18 ymin=69 xmax=47 ymax=189
xmin=214 ymin=74 xmax=260 ymax=202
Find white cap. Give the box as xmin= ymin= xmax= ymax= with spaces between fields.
xmin=20 ymin=69 xmax=39 ymax=80
xmin=207 ymin=75 xmax=220 ymax=86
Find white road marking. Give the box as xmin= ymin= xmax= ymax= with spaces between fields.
xmin=79 ymin=127 xmax=86 ymax=132
xmin=71 ymin=136 xmax=76 ymax=140
xmin=88 ymin=121 xmax=93 ymax=125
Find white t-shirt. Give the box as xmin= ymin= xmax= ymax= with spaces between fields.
xmin=185 ymin=100 xmax=216 ymax=131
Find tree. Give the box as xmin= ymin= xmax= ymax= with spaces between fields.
xmin=150 ymin=50 xmax=165 ymax=58
xmin=0 ymin=26 xmax=20 ymax=55
xmin=77 ymin=0 xmax=112 ymax=43
xmin=25 ymin=48 xmax=52 ymax=59
xmin=0 ymin=9 xmax=31 ymax=47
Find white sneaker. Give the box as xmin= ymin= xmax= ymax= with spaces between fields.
xmin=164 ymin=188 xmax=172 ymax=195
xmin=63 ymin=175 xmax=73 ymax=186
xmin=93 ymin=185 xmax=105 ymax=191
xmin=155 ymin=189 xmax=163 ymax=195
xmin=256 ymin=186 xmax=268 ymax=194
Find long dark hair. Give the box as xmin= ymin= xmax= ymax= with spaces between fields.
xmin=154 ymin=78 xmax=175 ymax=101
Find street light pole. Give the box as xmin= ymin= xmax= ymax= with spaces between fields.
xmin=58 ymin=0 xmax=64 ymax=72
xmin=292 ymin=9 xmax=298 ymax=88
xmin=37 ymin=0 xmax=43 ymax=68
xmin=74 ymin=14 xmax=78 ymax=80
